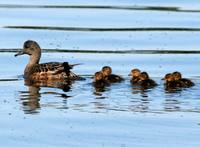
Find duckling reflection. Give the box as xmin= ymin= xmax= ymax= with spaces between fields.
xmin=18 ymin=79 xmax=72 ymax=114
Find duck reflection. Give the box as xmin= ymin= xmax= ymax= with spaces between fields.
xmin=18 ymin=79 xmax=72 ymax=114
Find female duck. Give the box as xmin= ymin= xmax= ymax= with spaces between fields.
xmin=101 ymin=66 xmax=124 ymax=83
xmin=15 ymin=40 xmax=84 ymax=81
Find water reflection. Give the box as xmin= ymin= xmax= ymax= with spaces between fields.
xmin=93 ymin=82 xmax=110 ymax=96
xmin=14 ymin=77 xmax=200 ymax=114
xmin=18 ymin=79 xmax=72 ymax=114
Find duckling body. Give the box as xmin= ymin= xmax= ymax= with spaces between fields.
xmin=15 ymin=40 xmax=84 ymax=81
xmin=104 ymin=74 xmax=124 ymax=83
xmin=180 ymin=78 xmax=194 ymax=87
xmin=139 ymin=79 xmax=157 ymax=88
xmin=138 ymin=72 xmax=157 ymax=88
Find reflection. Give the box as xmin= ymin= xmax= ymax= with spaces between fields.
xmin=93 ymin=82 xmax=110 ymax=95
xmin=164 ymin=98 xmax=181 ymax=112
xmin=131 ymin=85 xmax=151 ymax=97
xmin=18 ymin=79 xmax=72 ymax=114
xmin=130 ymin=85 xmax=151 ymax=112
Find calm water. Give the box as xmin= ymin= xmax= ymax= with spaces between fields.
xmin=1 ymin=1 xmax=200 ymax=147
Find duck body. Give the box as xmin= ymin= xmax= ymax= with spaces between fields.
xmin=24 ymin=62 xmax=83 ymax=81
xmin=15 ymin=40 xmax=84 ymax=81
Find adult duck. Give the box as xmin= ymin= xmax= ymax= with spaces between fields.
xmin=15 ymin=40 xmax=84 ymax=81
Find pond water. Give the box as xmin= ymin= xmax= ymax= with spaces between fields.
xmin=0 ymin=1 xmax=200 ymax=147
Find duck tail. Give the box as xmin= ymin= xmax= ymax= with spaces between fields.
xmin=69 ymin=63 xmax=83 ymax=68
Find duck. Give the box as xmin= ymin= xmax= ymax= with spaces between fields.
xmin=15 ymin=40 xmax=85 ymax=81
xmin=138 ymin=72 xmax=157 ymax=88
xmin=129 ymin=68 xmax=141 ymax=84
xmin=172 ymin=71 xmax=194 ymax=87
xmin=101 ymin=66 xmax=124 ymax=83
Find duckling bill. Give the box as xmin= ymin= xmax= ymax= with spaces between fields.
xmin=15 ymin=40 xmax=84 ymax=81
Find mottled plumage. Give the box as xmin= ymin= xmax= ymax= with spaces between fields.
xmin=15 ymin=40 xmax=84 ymax=81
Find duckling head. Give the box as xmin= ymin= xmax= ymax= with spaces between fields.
xmin=172 ymin=71 xmax=182 ymax=81
xmin=15 ymin=40 xmax=41 ymax=57
xmin=129 ymin=68 xmax=141 ymax=77
xmin=139 ymin=72 xmax=149 ymax=81
xmin=101 ymin=66 xmax=112 ymax=77
xmin=163 ymin=73 xmax=174 ymax=82
xmin=94 ymin=71 xmax=104 ymax=82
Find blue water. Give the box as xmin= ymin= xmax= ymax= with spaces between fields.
xmin=0 ymin=1 xmax=200 ymax=147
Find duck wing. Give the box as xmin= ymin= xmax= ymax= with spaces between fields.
xmin=30 ymin=62 xmax=84 ymax=80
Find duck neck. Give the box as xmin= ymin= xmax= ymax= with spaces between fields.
xmin=24 ymin=53 xmax=41 ymax=77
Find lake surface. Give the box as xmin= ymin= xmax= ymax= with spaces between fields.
xmin=0 ymin=1 xmax=200 ymax=147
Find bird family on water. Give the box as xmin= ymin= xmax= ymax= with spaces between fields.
xmin=15 ymin=40 xmax=194 ymax=91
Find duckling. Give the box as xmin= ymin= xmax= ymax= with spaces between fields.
xmin=15 ymin=40 xmax=84 ymax=81
xmin=93 ymin=71 xmax=109 ymax=90
xmin=138 ymin=72 xmax=157 ymax=88
xmin=129 ymin=68 xmax=141 ymax=84
xmin=101 ymin=66 xmax=124 ymax=83
xmin=162 ymin=73 xmax=179 ymax=89
xmin=172 ymin=71 xmax=194 ymax=87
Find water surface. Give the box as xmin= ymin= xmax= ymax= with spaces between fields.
xmin=0 ymin=1 xmax=200 ymax=147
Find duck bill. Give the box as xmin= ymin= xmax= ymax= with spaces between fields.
xmin=14 ymin=51 xmax=24 ymax=57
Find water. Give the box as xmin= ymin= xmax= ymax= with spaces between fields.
xmin=0 ymin=1 xmax=200 ymax=147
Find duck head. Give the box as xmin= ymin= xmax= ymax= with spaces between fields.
xmin=15 ymin=40 xmax=41 ymax=57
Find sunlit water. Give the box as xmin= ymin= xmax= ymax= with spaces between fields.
xmin=0 ymin=1 xmax=200 ymax=147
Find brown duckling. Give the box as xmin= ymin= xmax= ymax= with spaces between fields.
xmin=172 ymin=71 xmax=194 ymax=87
xmin=101 ymin=66 xmax=124 ymax=83
xmin=162 ymin=73 xmax=179 ymax=89
xmin=129 ymin=68 xmax=141 ymax=84
xmin=138 ymin=72 xmax=157 ymax=88
xmin=15 ymin=40 xmax=84 ymax=81
xmin=93 ymin=71 xmax=109 ymax=89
